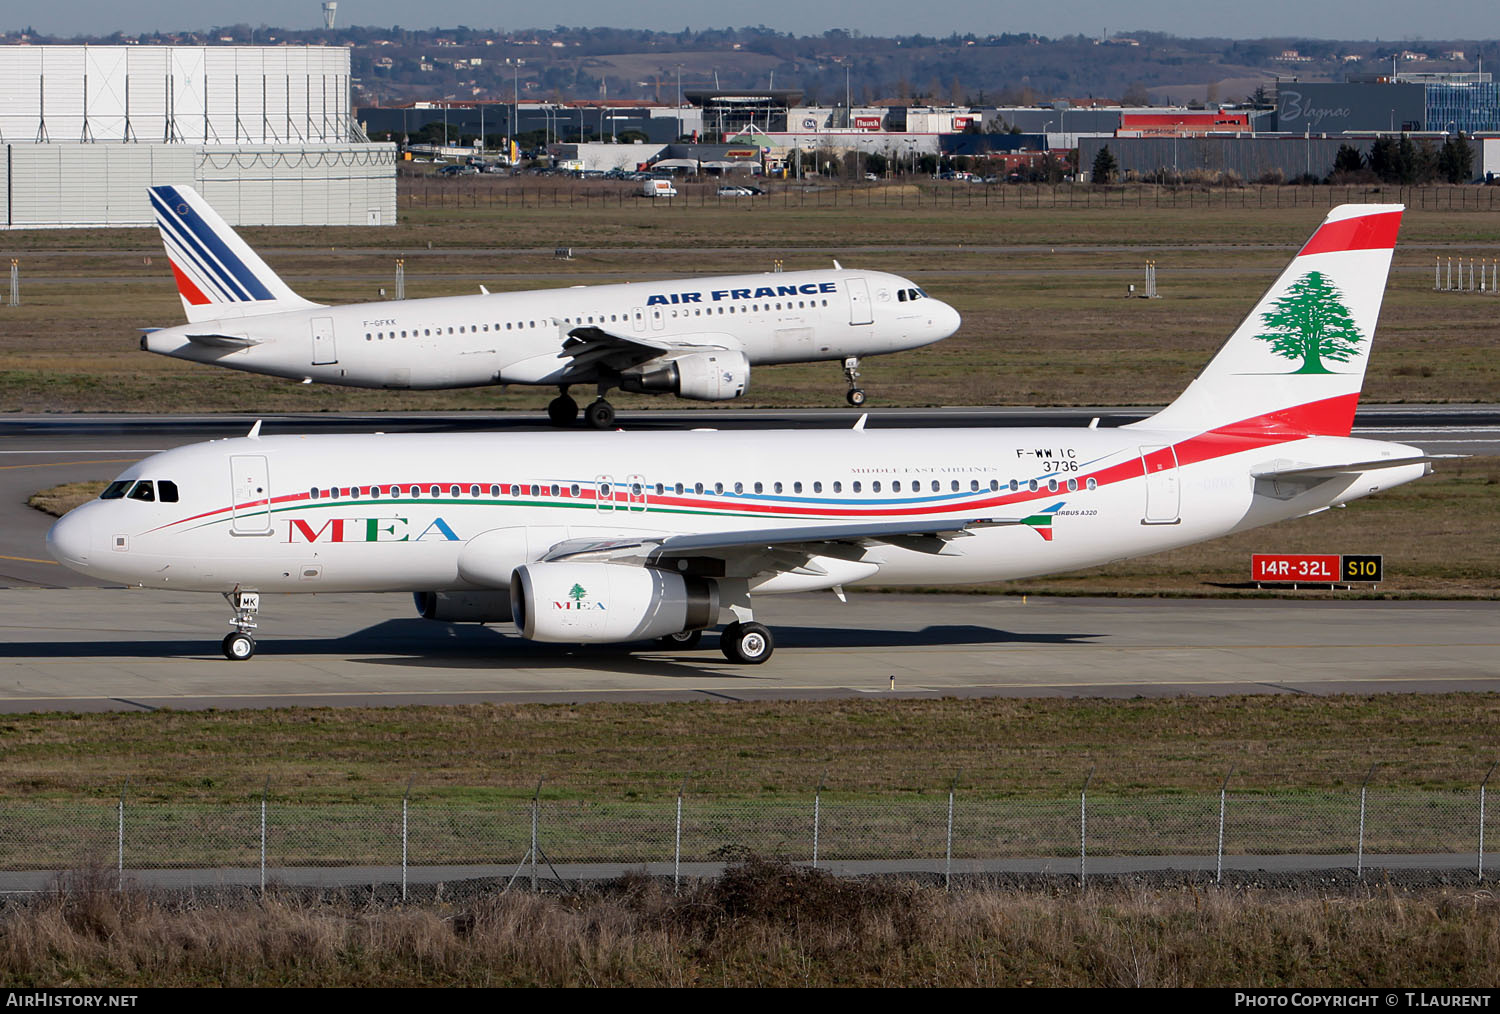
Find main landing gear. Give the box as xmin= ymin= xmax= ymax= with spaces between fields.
xmin=719 ymin=621 xmax=775 ymax=664
xmin=221 ymin=588 xmax=260 ymax=661
xmin=547 ymin=385 xmax=617 ymax=429
xmin=842 ymin=357 xmax=866 ymax=407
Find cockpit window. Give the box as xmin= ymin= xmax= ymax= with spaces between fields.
xmin=897 ymin=289 xmax=908 ymax=302
xmin=100 ymin=480 xmax=131 ymax=500
xmin=127 ymin=480 xmax=155 ymax=502
xmin=158 ymin=481 xmax=179 ymax=503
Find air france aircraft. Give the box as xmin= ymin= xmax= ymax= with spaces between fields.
xmin=53 ymin=205 xmax=1440 ymax=664
xmin=139 ymin=185 xmax=960 ymax=427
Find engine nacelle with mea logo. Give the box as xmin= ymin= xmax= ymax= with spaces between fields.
xmin=510 ymin=563 xmax=719 ymax=643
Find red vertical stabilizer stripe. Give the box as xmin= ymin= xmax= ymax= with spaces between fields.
xmin=1297 ymin=210 xmax=1403 ymax=257
xmin=1209 ymin=393 xmax=1362 ymax=439
xmin=169 ymin=260 xmax=212 ymax=306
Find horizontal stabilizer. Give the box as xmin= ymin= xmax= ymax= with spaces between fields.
xmin=185 ymin=333 xmax=262 ymax=348
xmin=1252 ymin=454 xmax=1460 ymax=481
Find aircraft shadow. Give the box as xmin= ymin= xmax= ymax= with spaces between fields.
xmin=0 ymin=620 xmax=1099 ymax=672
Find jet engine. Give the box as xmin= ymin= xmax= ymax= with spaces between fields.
xmin=413 ymin=590 xmax=513 ymax=623
xmin=619 ymin=350 xmax=749 ymax=401
xmin=510 ymin=563 xmax=719 ymax=643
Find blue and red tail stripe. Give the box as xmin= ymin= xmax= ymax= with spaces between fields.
xmin=149 ymin=186 xmax=274 ymax=304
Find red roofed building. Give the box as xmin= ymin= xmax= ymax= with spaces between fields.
xmin=1117 ymin=111 xmax=1253 ymax=137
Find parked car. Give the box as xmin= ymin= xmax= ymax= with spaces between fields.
xmin=642 ymin=179 xmax=679 ymax=198
xmin=717 ymin=185 xmax=753 ymax=196
xmin=864 ymin=172 xmax=880 ymax=181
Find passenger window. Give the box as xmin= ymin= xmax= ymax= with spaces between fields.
xmin=128 ymin=481 xmax=155 ymax=502
xmin=991 ymin=480 xmax=1001 ymax=492
xmin=471 ymin=485 xmax=480 ymax=497
xmin=491 ymin=484 xmax=500 ymax=497
xmin=951 ymin=481 xmax=959 ymax=492
xmin=551 ymin=484 xmax=560 ymax=497
xmin=694 ymin=483 xmax=704 ymax=495
xmin=1009 ymin=480 xmax=1019 ymax=492
xmin=450 ymin=485 xmax=460 ymax=497
xmin=970 ymin=480 xmax=980 ymax=492
xmin=674 ymin=482 xmax=684 ymax=495
xmin=872 ymin=481 xmax=882 ymax=493
xmin=753 ymin=482 xmax=763 ymax=494
xmin=100 ymin=480 xmax=131 ymax=500
xmin=812 ymin=481 xmax=822 ymax=493
xmin=793 ymin=481 xmax=803 ymax=494
xmin=1087 ymin=478 xmax=1097 ymax=490
xmin=1047 ymin=479 xmax=1058 ymax=492
xmin=892 ymin=481 xmax=901 ymax=493
xmin=1028 ymin=480 xmax=1039 ymax=492
xmin=773 ymin=482 xmax=783 ymax=494
xmin=734 ymin=482 xmax=743 ymax=494
xmin=832 ymin=481 xmax=842 ymax=493
xmin=714 ymin=482 xmax=723 ymax=495
xmin=853 ymin=481 xmax=861 ymax=493
xmin=570 ymin=484 xmax=581 ymax=497
xmin=1067 ymin=478 xmax=1078 ymax=492
xmin=655 ymin=483 xmax=664 ymax=495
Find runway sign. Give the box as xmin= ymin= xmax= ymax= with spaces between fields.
xmin=1252 ymin=554 xmax=1382 ymax=584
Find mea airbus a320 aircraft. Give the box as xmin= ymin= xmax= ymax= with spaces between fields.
xmin=139 ymin=185 xmax=960 ymax=427
xmin=53 ymin=204 xmax=1440 ymax=664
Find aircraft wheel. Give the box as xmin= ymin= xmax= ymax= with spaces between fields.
xmin=659 ymin=628 xmax=704 ymax=650
xmin=720 ymin=621 xmax=774 ymax=664
xmin=585 ymin=399 xmax=616 ymax=429
xmin=222 ymin=631 xmax=256 ymax=661
xmin=846 ymin=388 xmax=867 ymax=407
xmin=547 ymin=394 xmax=579 ymax=427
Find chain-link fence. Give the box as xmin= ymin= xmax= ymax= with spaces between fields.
xmin=3 ymin=774 xmax=1497 ymax=895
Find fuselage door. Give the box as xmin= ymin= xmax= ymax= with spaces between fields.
xmin=230 ymin=454 xmax=273 ymax=535
xmin=311 ymin=316 xmax=337 ymax=365
xmin=1139 ymin=445 xmax=1181 ymax=525
xmin=595 ymin=474 xmax=615 ymax=511
xmin=847 ymin=277 xmax=873 ymax=325
xmin=631 ymin=307 xmax=646 ymax=332
xmin=626 ymin=474 xmax=648 ymax=512
xmin=650 ymin=308 xmax=665 ymax=332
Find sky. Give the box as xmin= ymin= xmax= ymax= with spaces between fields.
xmin=10 ymin=1 xmax=1476 ymax=42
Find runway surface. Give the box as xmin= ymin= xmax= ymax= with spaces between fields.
xmin=2 ymin=590 xmax=1496 ymax=712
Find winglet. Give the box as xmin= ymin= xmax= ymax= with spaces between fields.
xmin=852 ymin=413 xmax=868 ymax=431
xmin=247 ymin=420 xmax=262 ymax=439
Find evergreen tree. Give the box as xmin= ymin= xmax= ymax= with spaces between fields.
xmin=1397 ymin=134 xmax=1419 ymax=185
xmin=1332 ymin=143 xmax=1364 ymax=175
xmin=1255 ymin=271 xmax=1364 ymax=374
xmin=1440 ymin=133 xmax=1475 ymax=183
xmin=1368 ymin=137 xmax=1400 ymax=183
xmin=1091 ymin=145 xmax=1118 ymax=184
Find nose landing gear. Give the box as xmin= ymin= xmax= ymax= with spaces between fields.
xmin=221 ymin=588 xmax=260 ymax=660
xmin=843 ymin=357 xmax=866 ymax=407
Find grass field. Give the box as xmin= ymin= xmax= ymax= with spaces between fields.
xmin=2 ymin=180 xmax=1500 ymax=413
xmin=4 ymin=693 xmax=1498 ymax=805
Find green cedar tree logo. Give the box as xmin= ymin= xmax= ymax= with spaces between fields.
xmin=1254 ymin=270 xmax=1365 ymax=374
xmin=568 ymin=583 xmax=588 ymax=603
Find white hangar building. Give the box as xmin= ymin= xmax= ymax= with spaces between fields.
xmin=0 ymin=45 xmax=395 ymax=228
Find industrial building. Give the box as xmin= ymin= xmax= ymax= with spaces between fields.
xmin=1 ymin=45 xmax=395 ymax=228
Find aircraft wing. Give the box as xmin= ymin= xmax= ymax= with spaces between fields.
xmin=560 ymin=324 xmax=727 ymax=373
xmin=539 ymin=516 xmax=1025 ymax=577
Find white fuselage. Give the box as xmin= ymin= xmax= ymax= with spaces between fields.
xmin=142 ymin=269 xmax=959 ymax=391
xmin=47 ymin=425 xmax=1427 ymax=597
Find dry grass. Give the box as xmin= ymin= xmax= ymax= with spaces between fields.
xmin=26 ymin=482 xmax=107 ymax=518
xmin=2 ymin=861 xmax=1497 ymax=986
xmin=4 ymin=694 xmax=1500 ymax=805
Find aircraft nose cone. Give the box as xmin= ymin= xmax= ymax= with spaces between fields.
xmin=935 ymin=301 xmax=962 ymax=339
xmin=46 ymin=509 xmax=93 ymax=570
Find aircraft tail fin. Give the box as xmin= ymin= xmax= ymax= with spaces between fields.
xmin=148 ymin=184 xmax=320 ymax=324
xmin=1130 ymin=204 xmax=1403 ymax=440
